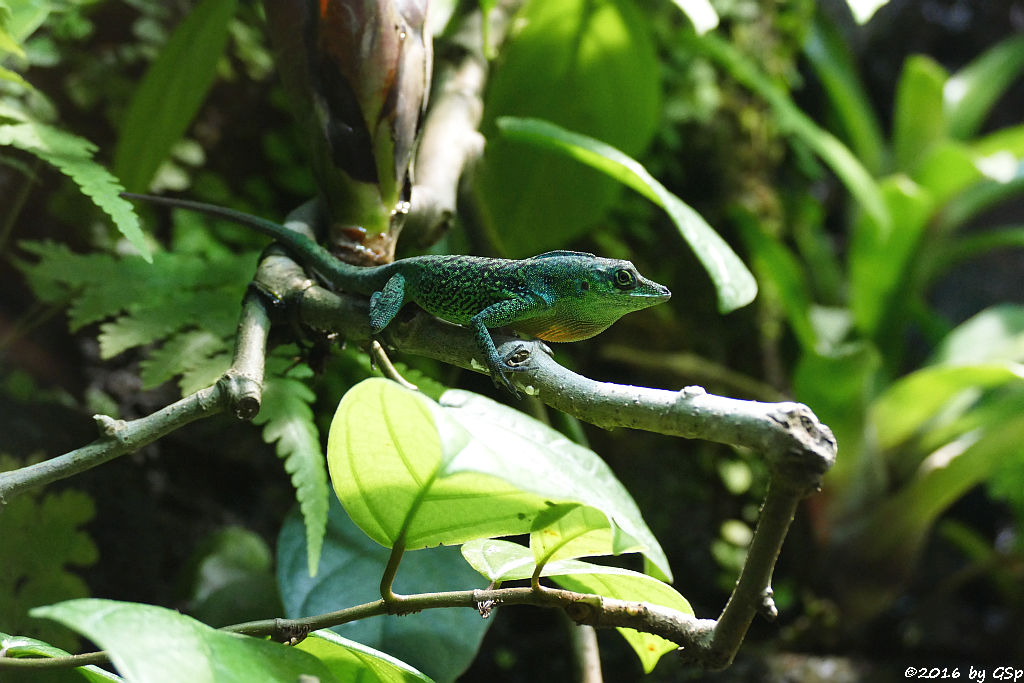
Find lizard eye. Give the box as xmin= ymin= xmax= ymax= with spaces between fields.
xmin=613 ymin=268 xmax=637 ymax=290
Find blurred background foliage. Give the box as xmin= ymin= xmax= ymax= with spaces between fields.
xmin=1 ymin=0 xmax=1023 ymax=680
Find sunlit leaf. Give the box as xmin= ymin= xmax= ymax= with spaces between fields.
xmin=871 ymin=363 xmax=1024 ymax=449
xmin=461 ymin=540 xmax=691 ymax=673
xmin=326 ymin=379 xmax=671 ymax=580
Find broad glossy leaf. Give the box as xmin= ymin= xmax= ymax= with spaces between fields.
xmin=945 ymin=34 xmax=1024 ymax=140
xmin=326 ymin=379 xmax=671 ymax=580
xmin=277 ymin=500 xmax=489 ymax=683
xmin=295 ymin=630 xmax=434 ymax=683
xmin=892 ymin=55 xmax=948 ymax=172
xmin=0 ymin=632 xmax=122 ymax=682
xmin=474 ymin=0 xmax=660 ymax=254
xmin=871 ymin=363 xmax=1024 ymax=449
xmin=30 ymin=599 xmax=340 ymax=683
xmin=461 ymin=540 xmax=691 ymax=673
xmin=497 ymin=116 xmax=756 ymax=313
xmin=113 ymin=0 xmax=236 ymax=192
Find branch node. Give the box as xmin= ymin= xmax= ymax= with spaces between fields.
xmin=93 ymin=414 xmax=126 ymax=439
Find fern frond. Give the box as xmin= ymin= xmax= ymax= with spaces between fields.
xmin=139 ymin=329 xmax=225 ymax=390
xmin=0 ymin=119 xmax=151 ymax=261
xmin=253 ymin=357 xmax=329 ymax=577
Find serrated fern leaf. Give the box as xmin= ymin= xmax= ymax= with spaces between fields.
xmin=252 ymin=370 xmax=328 ymax=577
xmin=0 ymin=456 xmax=98 ymax=651
xmin=97 ymin=290 xmax=238 ymax=359
xmin=0 ymin=120 xmax=151 ymax=261
xmin=179 ymin=352 xmax=232 ymax=396
xmin=138 ymin=329 xmax=225 ymax=389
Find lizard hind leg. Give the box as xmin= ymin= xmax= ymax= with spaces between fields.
xmin=368 ymin=273 xmax=407 ymax=333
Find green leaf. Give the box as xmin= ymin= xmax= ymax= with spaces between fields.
xmin=113 ymin=0 xmax=237 ymax=192
xmin=30 ymin=599 xmax=340 ymax=683
xmin=892 ymin=56 xmax=948 ymax=172
xmin=793 ymin=344 xmax=880 ymax=490
xmin=669 ymin=0 xmax=718 ymax=34
xmin=0 ymin=17 xmax=25 ymax=58
xmin=802 ymin=14 xmax=885 ymax=174
xmin=474 ymin=0 xmax=661 ymax=254
xmin=842 ymin=412 xmax=1024 ymax=584
xmin=693 ymin=31 xmax=889 ymax=231
xmin=871 ymin=363 xmax=1024 ymax=449
xmin=180 ymin=527 xmax=282 ymax=628
xmin=945 ymin=34 xmax=1024 ymax=140
xmin=139 ymin=329 xmax=226 ymax=389
xmin=327 ymin=379 xmax=671 ymax=580
xmin=930 ymin=304 xmax=1024 ymax=366
xmin=733 ymin=212 xmax=816 ymax=350
xmin=0 ymin=632 xmax=122 ymax=682
xmin=530 ymin=504 xmax=614 ymax=569
xmin=910 ymin=141 xmax=983 ymax=205
xmin=461 ymin=540 xmax=691 ymax=673
xmin=277 ymin=500 xmax=490 ymax=682
xmin=253 ymin=361 xmax=329 ymax=578
xmin=498 ymin=116 xmax=757 ymax=313
xmin=848 ymin=176 xmax=933 ymax=339
xmin=0 ymin=475 xmax=97 ymax=653
xmin=0 ymin=121 xmax=150 ymax=260
xmin=295 ymin=630 xmax=435 ymax=683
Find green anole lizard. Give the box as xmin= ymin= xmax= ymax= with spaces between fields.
xmin=122 ymin=193 xmax=672 ymax=395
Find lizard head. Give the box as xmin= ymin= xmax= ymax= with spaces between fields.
xmin=511 ymin=252 xmax=672 ymax=342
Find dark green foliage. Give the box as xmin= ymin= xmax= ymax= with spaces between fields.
xmin=0 ymin=456 xmax=97 ymax=652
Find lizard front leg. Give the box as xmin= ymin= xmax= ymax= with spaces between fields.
xmin=470 ymin=296 xmax=551 ymax=397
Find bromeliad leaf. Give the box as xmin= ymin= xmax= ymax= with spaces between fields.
xmin=497 ymin=116 xmax=756 ymax=314
xmin=326 ymin=379 xmax=671 ymax=581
